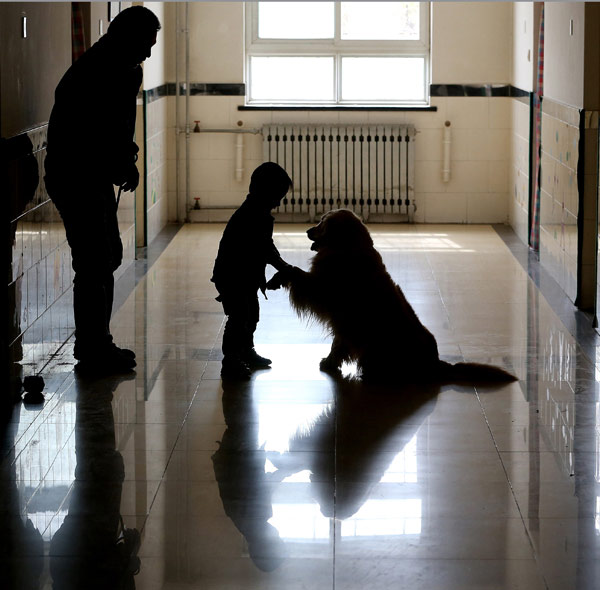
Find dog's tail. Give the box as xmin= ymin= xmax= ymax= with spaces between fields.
xmin=437 ymin=360 xmax=517 ymax=383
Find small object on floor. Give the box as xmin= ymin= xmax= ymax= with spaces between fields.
xmin=243 ymin=348 xmax=272 ymax=369
xmin=22 ymin=375 xmax=45 ymax=405
xmin=221 ymin=358 xmax=251 ymax=380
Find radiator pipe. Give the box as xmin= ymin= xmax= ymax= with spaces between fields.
xmin=175 ymin=4 xmax=181 ymax=221
xmin=442 ymin=120 xmax=451 ymax=183
xmin=235 ymin=134 xmax=244 ymax=182
xmin=184 ymin=2 xmax=190 ymax=221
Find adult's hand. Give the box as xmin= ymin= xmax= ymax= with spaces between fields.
xmin=121 ymin=165 xmax=140 ymax=192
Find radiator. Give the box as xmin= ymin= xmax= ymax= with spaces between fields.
xmin=263 ymin=124 xmax=416 ymax=222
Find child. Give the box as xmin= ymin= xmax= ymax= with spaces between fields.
xmin=211 ymin=162 xmax=293 ymax=379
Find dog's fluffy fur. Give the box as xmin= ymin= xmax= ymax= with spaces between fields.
xmin=269 ymin=209 xmax=516 ymax=383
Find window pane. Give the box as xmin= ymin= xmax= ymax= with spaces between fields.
xmin=250 ymin=57 xmax=334 ymax=102
xmin=341 ymin=57 xmax=425 ymax=101
xmin=341 ymin=2 xmax=420 ymax=41
xmin=258 ymin=2 xmax=334 ymax=39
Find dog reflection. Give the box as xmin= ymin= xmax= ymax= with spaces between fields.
xmin=277 ymin=378 xmax=440 ymax=520
xmin=213 ymin=377 xmax=441 ymax=571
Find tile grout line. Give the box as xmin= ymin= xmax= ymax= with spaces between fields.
xmin=474 ymin=386 xmax=551 ymax=590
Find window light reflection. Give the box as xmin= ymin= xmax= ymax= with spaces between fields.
xmin=342 ymin=498 xmax=422 ymax=537
xmin=274 ymin=231 xmax=475 ymax=253
xmin=269 ymin=503 xmax=331 ymax=541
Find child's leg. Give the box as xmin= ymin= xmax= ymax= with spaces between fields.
xmin=240 ymin=296 xmax=271 ymax=368
xmin=220 ymin=291 xmax=255 ymax=378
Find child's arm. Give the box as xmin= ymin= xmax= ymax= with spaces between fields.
xmin=266 ymin=242 xmax=290 ymax=272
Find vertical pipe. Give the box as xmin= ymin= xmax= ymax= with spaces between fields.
xmin=184 ymin=2 xmax=190 ymax=222
xmin=175 ymin=4 xmax=181 ymax=221
xmin=442 ymin=121 xmax=451 ymax=182
xmin=235 ymin=134 xmax=244 ymax=182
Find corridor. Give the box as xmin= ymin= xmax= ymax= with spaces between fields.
xmin=3 ymin=222 xmax=599 ymax=589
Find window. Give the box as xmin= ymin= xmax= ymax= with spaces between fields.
xmin=245 ymin=2 xmax=430 ymax=106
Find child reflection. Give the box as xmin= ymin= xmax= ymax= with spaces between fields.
xmin=50 ymin=372 xmax=140 ymax=589
xmin=212 ymin=379 xmax=287 ymax=572
xmin=213 ymin=376 xmax=441 ymax=571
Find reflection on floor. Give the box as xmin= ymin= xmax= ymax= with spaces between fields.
xmin=3 ymin=223 xmax=600 ymax=589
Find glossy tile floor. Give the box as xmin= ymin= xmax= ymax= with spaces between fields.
xmin=3 ymin=223 xmax=600 ymax=589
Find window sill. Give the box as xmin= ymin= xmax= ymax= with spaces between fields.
xmin=238 ymin=105 xmax=437 ymax=112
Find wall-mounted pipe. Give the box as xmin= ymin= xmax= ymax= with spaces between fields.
xmin=184 ymin=2 xmax=190 ymax=221
xmin=194 ymin=128 xmax=262 ymax=134
xmin=235 ymin=134 xmax=244 ymax=182
xmin=175 ymin=4 xmax=181 ymax=221
xmin=442 ymin=120 xmax=451 ymax=183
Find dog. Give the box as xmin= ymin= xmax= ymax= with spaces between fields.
xmin=267 ymin=209 xmax=516 ymax=384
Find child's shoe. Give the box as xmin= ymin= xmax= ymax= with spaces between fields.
xmin=243 ymin=348 xmax=272 ymax=369
xmin=221 ymin=357 xmax=251 ymax=380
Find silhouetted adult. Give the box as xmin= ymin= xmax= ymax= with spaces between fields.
xmin=44 ymin=6 xmax=160 ymax=374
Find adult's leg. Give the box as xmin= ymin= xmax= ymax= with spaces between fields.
xmin=56 ymin=182 xmax=123 ymax=360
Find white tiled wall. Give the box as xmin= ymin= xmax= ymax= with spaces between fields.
xmin=508 ymin=98 xmax=531 ymax=245
xmin=539 ymin=100 xmax=580 ymax=303
xmin=170 ymin=95 xmax=511 ymax=224
xmin=146 ymin=96 xmax=169 ymax=243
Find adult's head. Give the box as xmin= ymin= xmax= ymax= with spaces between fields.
xmin=249 ymin=162 xmax=293 ymax=208
xmin=107 ymin=6 xmax=161 ymax=66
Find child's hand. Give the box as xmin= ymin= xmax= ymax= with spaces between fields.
xmin=266 ymin=272 xmax=284 ymax=290
xmin=266 ymin=266 xmax=293 ymax=290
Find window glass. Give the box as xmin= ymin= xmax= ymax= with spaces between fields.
xmin=340 ymin=2 xmax=420 ymax=41
xmin=258 ymin=2 xmax=335 ymax=39
xmin=341 ymin=57 xmax=426 ymax=102
xmin=250 ymin=57 xmax=335 ymax=102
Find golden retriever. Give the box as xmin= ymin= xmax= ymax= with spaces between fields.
xmin=267 ymin=209 xmax=516 ymax=383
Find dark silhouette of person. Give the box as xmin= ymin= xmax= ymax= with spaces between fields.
xmin=211 ymin=162 xmax=293 ymax=380
xmin=44 ymin=6 xmax=161 ymax=375
xmin=212 ymin=379 xmax=287 ymax=572
xmin=49 ymin=371 xmax=141 ymax=589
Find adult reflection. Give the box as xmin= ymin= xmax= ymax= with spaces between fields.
xmin=50 ymin=372 xmax=140 ymax=589
xmin=212 ymin=378 xmax=287 ymax=572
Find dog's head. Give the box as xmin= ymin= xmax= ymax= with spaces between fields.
xmin=307 ymin=209 xmax=373 ymax=252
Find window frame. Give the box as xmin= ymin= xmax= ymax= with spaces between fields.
xmin=244 ymin=2 xmax=430 ymax=107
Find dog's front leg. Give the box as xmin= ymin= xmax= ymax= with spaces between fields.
xmin=320 ymin=337 xmax=348 ymax=374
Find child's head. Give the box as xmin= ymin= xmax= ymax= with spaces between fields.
xmin=249 ymin=162 xmax=293 ymax=208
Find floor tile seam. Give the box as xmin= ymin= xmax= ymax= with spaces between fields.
xmin=138 ymin=316 xmax=226 ymax=536
xmin=7 ymin=401 xmax=76 ymax=476
xmin=474 ymin=388 xmax=551 ymax=590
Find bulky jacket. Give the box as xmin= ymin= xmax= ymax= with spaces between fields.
xmin=44 ymin=34 xmax=141 ymax=188
xmin=211 ymin=193 xmax=286 ymax=296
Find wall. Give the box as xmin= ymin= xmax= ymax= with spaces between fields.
xmin=539 ymin=3 xmax=599 ymax=308
xmin=508 ymin=2 xmax=537 ymax=247
xmin=0 ymin=2 xmax=71 ymax=138
xmin=173 ymin=1 xmax=513 ymax=224
xmin=431 ymin=2 xmax=512 ymax=84
xmin=544 ymin=3 xmax=585 ymax=110
xmin=142 ymin=1 xmax=169 ymax=244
